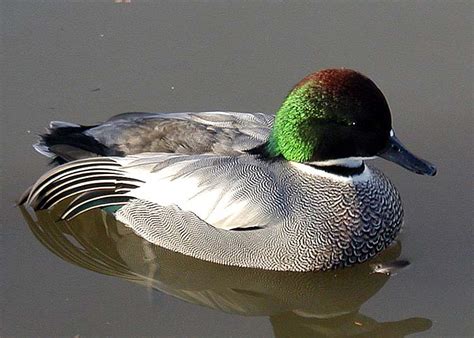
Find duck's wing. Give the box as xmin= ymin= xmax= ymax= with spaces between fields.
xmin=25 ymin=153 xmax=289 ymax=231
xmin=35 ymin=112 xmax=274 ymax=163
xmin=23 ymin=154 xmax=299 ymax=271
xmin=92 ymin=111 xmax=273 ymax=155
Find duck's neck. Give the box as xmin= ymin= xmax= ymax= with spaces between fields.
xmin=308 ymin=163 xmax=366 ymax=177
xmin=307 ymin=157 xmax=370 ymax=177
xmin=247 ymin=145 xmax=369 ymax=177
xmin=290 ymin=160 xmax=371 ymax=182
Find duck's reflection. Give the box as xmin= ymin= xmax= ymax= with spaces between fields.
xmin=20 ymin=207 xmax=431 ymax=337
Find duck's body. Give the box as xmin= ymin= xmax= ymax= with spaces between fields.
xmin=116 ymin=157 xmax=402 ymax=271
xmin=24 ymin=69 xmax=435 ymax=271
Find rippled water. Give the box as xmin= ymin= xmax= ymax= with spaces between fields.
xmin=2 ymin=2 xmax=472 ymax=337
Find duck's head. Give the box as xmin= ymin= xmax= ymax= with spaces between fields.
xmin=261 ymin=68 xmax=436 ymax=176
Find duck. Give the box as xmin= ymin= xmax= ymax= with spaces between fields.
xmin=23 ymin=68 xmax=437 ymax=272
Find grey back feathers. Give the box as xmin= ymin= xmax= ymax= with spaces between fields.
xmin=34 ymin=111 xmax=273 ymax=163
xmin=86 ymin=111 xmax=273 ymax=156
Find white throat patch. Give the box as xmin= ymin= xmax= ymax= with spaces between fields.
xmin=290 ymin=161 xmax=373 ymax=183
xmin=308 ymin=156 xmax=376 ymax=168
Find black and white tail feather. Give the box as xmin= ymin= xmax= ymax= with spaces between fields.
xmin=24 ymin=157 xmax=144 ymax=220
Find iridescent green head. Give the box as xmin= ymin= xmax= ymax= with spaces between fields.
xmin=266 ymin=68 xmax=391 ymax=162
xmin=254 ymin=68 xmax=436 ymax=175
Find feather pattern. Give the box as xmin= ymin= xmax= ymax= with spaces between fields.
xmin=33 ymin=111 xmax=273 ymax=163
xmin=27 ymin=158 xmax=144 ymax=214
xmin=85 ymin=111 xmax=273 ymax=157
xmin=25 ymin=152 xmax=403 ymax=271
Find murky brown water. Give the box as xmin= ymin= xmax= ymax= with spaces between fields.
xmin=2 ymin=2 xmax=472 ymax=337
